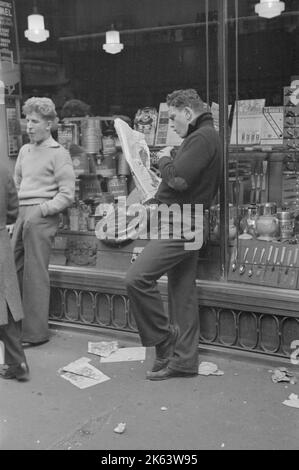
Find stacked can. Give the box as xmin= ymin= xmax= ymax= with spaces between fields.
xmin=98 ymin=135 xmax=117 ymax=177
xmin=107 ymin=176 xmax=128 ymax=197
xmin=81 ymin=117 xmax=102 ymax=153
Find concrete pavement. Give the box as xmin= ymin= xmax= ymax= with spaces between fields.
xmin=0 ymin=325 xmax=299 ymax=450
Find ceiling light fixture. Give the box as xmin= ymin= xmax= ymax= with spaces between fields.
xmin=24 ymin=6 xmax=49 ymax=43
xmin=103 ymin=25 xmax=124 ymax=54
xmin=255 ymin=0 xmax=285 ymax=19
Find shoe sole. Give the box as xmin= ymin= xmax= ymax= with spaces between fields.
xmin=0 ymin=363 xmax=30 ymax=381
xmin=147 ymin=371 xmax=198 ymax=381
xmin=1 ymin=373 xmax=29 ymax=381
xmin=22 ymin=340 xmax=48 ymax=347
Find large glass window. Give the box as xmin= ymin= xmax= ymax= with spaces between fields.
xmin=15 ymin=0 xmax=222 ymax=279
xmin=227 ymin=0 xmax=299 ymax=290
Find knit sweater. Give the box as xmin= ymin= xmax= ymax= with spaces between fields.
xmin=156 ymin=113 xmax=222 ymax=210
xmin=14 ymin=136 xmax=75 ymax=216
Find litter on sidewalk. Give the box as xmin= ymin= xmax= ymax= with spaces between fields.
xmin=114 ymin=422 xmax=126 ymax=434
xmin=283 ymin=393 xmax=299 ymax=409
xmin=59 ymin=357 xmax=110 ymax=389
xmin=100 ymin=347 xmax=146 ymax=363
xmin=198 ymin=361 xmax=224 ymax=376
xmin=271 ymin=367 xmax=297 ymax=384
xmin=88 ymin=341 xmax=119 ymax=358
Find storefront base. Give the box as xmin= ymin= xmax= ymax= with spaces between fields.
xmin=49 ymin=265 xmax=299 ymax=360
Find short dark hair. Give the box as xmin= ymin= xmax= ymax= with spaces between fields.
xmin=166 ymin=89 xmax=205 ymax=113
xmin=61 ymin=99 xmax=91 ymax=118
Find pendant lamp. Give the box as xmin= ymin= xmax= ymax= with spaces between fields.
xmin=255 ymin=0 xmax=285 ymax=19
xmin=24 ymin=6 xmax=49 ymax=43
xmin=103 ymin=25 xmax=124 ymax=54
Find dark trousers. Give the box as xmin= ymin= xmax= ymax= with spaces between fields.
xmin=125 ymin=238 xmax=199 ymax=374
xmin=0 ymin=308 xmax=26 ymax=365
xmin=12 ymin=205 xmax=58 ymax=343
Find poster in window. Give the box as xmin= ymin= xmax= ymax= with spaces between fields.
xmin=230 ymin=99 xmax=265 ymax=146
xmin=6 ymin=95 xmax=21 ymax=156
xmin=155 ymin=103 xmax=183 ymax=147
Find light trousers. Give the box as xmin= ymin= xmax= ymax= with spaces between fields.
xmin=12 ymin=205 xmax=58 ymax=343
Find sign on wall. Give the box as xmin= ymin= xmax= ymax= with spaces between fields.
xmin=0 ymin=0 xmax=20 ymax=95
xmin=0 ymin=1 xmax=21 ymax=157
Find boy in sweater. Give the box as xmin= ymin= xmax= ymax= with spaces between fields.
xmin=12 ymin=97 xmax=75 ymax=345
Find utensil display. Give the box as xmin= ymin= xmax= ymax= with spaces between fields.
xmin=231 ymin=246 xmax=238 ymax=272
xmin=289 ymin=248 xmax=299 ymax=288
xmin=284 ymin=250 xmax=293 ymax=275
xmin=277 ymin=246 xmax=286 ymax=284
xmin=262 ymin=245 xmax=273 ymax=280
xmin=255 ymin=247 xmax=266 ymax=278
xmin=261 ymin=160 xmax=268 ymax=202
xmin=239 ymin=247 xmax=249 ymax=275
xmin=248 ymin=247 xmax=258 ymax=277
xmin=271 ymin=247 xmax=279 ymax=272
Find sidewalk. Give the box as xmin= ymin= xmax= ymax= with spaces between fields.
xmin=0 ymin=325 xmax=298 ymax=450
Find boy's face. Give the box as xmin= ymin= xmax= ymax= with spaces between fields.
xmin=168 ymin=105 xmax=193 ymax=138
xmin=26 ymin=112 xmax=51 ymax=144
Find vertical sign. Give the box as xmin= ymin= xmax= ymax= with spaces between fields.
xmin=0 ymin=0 xmax=21 ymax=157
xmin=0 ymin=0 xmax=20 ymax=95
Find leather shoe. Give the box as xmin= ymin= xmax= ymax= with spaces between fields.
xmin=146 ymin=366 xmax=198 ymax=381
xmin=151 ymin=357 xmax=169 ymax=373
xmin=1 ymin=362 xmax=30 ymax=381
xmin=152 ymin=325 xmax=179 ymax=372
xmin=22 ymin=339 xmax=48 ymax=347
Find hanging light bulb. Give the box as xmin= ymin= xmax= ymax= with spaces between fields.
xmin=24 ymin=6 xmax=49 ymax=43
xmin=103 ymin=25 xmax=124 ymax=54
xmin=255 ymin=0 xmax=285 ymax=19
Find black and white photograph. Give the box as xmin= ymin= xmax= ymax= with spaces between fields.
xmin=0 ymin=0 xmax=299 ymax=453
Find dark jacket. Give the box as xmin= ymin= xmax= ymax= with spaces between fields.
xmin=156 ymin=113 xmax=222 ymax=210
xmin=0 ymin=162 xmax=24 ymax=325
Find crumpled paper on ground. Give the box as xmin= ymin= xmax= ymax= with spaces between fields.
xmin=59 ymin=357 xmax=110 ymax=389
xmin=114 ymin=422 xmax=126 ymax=434
xmin=88 ymin=341 xmax=119 ymax=358
xmin=198 ymin=361 xmax=224 ymax=376
xmin=271 ymin=367 xmax=297 ymax=384
xmin=100 ymin=347 xmax=146 ymax=363
xmin=283 ymin=393 xmax=299 ymax=409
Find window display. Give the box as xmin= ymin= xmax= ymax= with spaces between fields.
xmin=226 ymin=79 xmax=299 ymax=290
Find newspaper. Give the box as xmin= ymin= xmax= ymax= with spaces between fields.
xmin=114 ymin=118 xmax=161 ymax=202
xmin=59 ymin=357 xmax=110 ymax=389
xmin=100 ymin=347 xmax=146 ymax=363
xmin=88 ymin=341 xmax=119 ymax=358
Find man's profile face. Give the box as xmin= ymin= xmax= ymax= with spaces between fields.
xmin=168 ymin=105 xmax=191 ymax=138
xmin=26 ymin=112 xmax=51 ymax=144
